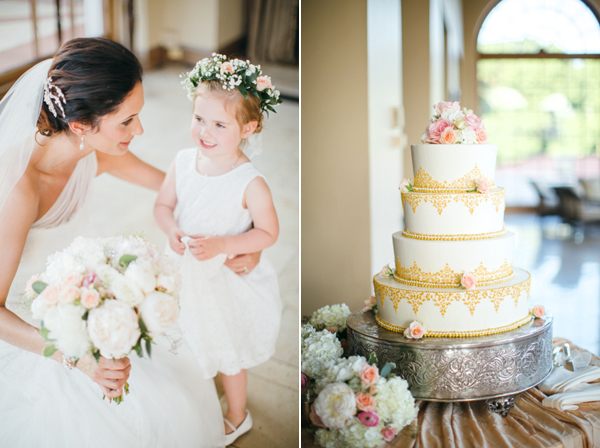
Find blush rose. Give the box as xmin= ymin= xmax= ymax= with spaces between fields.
xmin=461 ymin=272 xmax=477 ymax=290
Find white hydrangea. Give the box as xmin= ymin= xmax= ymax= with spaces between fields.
xmin=375 ymin=376 xmax=419 ymax=430
xmin=301 ymin=326 xmax=343 ymax=379
xmin=310 ymin=304 xmax=351 ymax=332
xmin=315 ymin=356 xmax=366 ymax=394
xmin=314 ymin=428 xmax=343 ymax=448
xmin=338 ymin=420 xmax=385 ymax=448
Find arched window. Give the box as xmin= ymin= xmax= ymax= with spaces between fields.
xmin=477 ymin=0 xmax=600 ymax=206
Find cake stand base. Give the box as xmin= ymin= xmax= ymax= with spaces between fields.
xmin=347 ymin=310 xmax=552 ymax=414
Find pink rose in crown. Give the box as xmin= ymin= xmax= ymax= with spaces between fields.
xmin=382 ymin=426 xmax=398 ymax=443
xmin=434 ymin=101 xmax=460 ymax=116
xmin=355 ymin=392 xmax=377 ymax=412
xmin=439 ymin=127 xmax=457 ymax=144
xmin=220 ymin=61 xmax=234 ymax=74
xmin=532 ymin=304 xmax=546 ymax=318
xmin=424 ymin=119 xmax=451 ymax=143
xmin=404 ymin=321 xmax=426 ymax=339
xmin=358 ymin=411 xmax=380 ymax=427
xmin=464 ymin=113 xmax=483 ymax=130
xmin=359 ymin=363 xmax=380 ymax=387
xmin=476 ymin=128 xmax=488 ymax=143
xmin=461 ymin=272 xmax=477 ymax=290
xmin=301 ymin=373 xmax=308 ymax=391
xmin=475 ymin=178 xmax=489 ymax=194
xmin=256 ymin=76 xmax=272 ymax=91
xmin=363 ymin=295 xmax=377 ymax=311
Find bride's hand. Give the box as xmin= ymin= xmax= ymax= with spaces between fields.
xmin=77 ymin=355 xmax=131 ymax=398
xmin=224 ymin=251 xmax=262 ymax=276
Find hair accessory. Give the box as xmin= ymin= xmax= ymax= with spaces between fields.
xmin=80 ymin=135 xmax=84 ymax=151
xmin=180 ymin=53 xmax=282 ymax=114
xmin=43 ymin=76 xmax=66 ymax=118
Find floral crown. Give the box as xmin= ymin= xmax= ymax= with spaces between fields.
xmin=421 ymin=101 xmax=487 ymax=144
xmin=181 ymin=53 xmax=282 ymax=114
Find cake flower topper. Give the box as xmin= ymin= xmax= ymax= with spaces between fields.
xmin=180 ymin=53 xmax=282 ymax=114
xmin=404 ymin=321 xmax=426 ymax=339
xmin=421 ymin=101 xmax=487 ymax=144
xmin=531 ymin=304 xmax=546 ymax=318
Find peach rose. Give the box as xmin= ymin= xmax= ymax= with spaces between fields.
xmin=309 ymin=403 xmax=326 ymax=428
xmin=439 ymin=126 xmax=457 ymax=144
xmin=363 ymin=295 xmax=377 ymax=311
xmin=464 ymin=113 xmax=483 ymax=130
xmin=256 ymin=76 xmax=272 ymax=91
xmin=359 ymin=363 xmax=380 ymax=387
xmin=220 ymin=61 xmax=234 ymax=74
xmin=461 ymin=272 xmax=477 ymax=290
xmin=532 ymin=304 xmax=546 ymax=318
xmin=355 ymin=392 xmax=377 ymax=412
xmin=404 ymin=321 xmax=426 ymax=339
xmin=41 ymin=285 xmax=59 ymax=306
xmin=58 ymin=284 xmax=80 ymax=304
xmin=80 ymin=287 xmax=101 ymax=309
xmin=382 ymin=426 xmax=398 ymax=443
xmin=63 ymin=272 xmax=83 ymax=287
xmin=424 ymin=119 xmax=451 ymax=143
xmin=369 ymin=386 xmax=378 ymax=394
xmin=475 ymin=178 xmax=489 ymax=194
xmin=476 ymin=128 xmax=487 ymax=143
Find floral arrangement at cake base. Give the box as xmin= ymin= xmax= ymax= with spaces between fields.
xmin=302 ymin=303 xmax=418 ymax=447
xmin=23 ymin=235 xmax=180 ymax=403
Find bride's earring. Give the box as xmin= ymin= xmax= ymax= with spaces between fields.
xmin=80 ymin=135 xmax=84 ymax=151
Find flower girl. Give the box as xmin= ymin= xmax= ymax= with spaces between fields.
xmin=154 ymin=54 xmax=282 ymax=444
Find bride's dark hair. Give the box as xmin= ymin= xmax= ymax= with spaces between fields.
xmin=37 ymin=38 xmax=143 ymax=137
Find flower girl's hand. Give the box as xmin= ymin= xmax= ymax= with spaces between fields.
xmin=77 ymin=355 xmax=131 ymax=399
xmin=224 ymin=251 xmax=262 ymax=276
xmin=188 ymin=234 xmax=225 ymax=260
xmin=168 ymin=228 xmax=187 ymax=255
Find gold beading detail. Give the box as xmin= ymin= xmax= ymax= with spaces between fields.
xmin=402 ymin=229 xmax=506 ymax=241
xmin=413 ymin=165 xmax=495 ymax=192
xmin=375 ymin=312 xmax=532 ymax=338
xmin=394 ymin=259 xmax=514 ymax=288
xmin=402 ymin=189 xmax=505 ymax=216
xmin=373 ymin=275 xmax=530 ymax=317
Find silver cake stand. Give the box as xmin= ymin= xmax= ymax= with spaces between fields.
xmin=347 ymin=310 xmax=553 ymax=416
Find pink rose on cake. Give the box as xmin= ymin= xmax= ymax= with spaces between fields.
xmin=363 ymin=295 xmax=377 ymax=312
xmin=475 ymin=178 xmax=489 ymax=194
xmin=439 ymin=127 xmax=457 ymax=144
xmin=424 ymin=119 xmax=451 ymax=143
xmin=404 ymin=321 xmax=426 ymax=339
xmin=434 ymin=101 xmax=460 ymax=117
xmin=532 ymin=304 xmax=546 ymax=318
xmin=461 ymin=272 xmax=477 ymax=290
xmin=465 ymin=112 xmax=483 ymax=130
xmin=399 ymin=178 xmax=413 ymax=192
xmin=476 ymin=128 xmax=488 ymax=143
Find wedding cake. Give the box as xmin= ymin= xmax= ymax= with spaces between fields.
xmin=374 ymin=102 xmax=531 ymax=337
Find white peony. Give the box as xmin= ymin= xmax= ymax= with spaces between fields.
xmin=138 ymin=291 xmax=178 ymax=335
xmin=110 ymin=275 xmax=144 ymax=306
xmin=310 ymin=304 xmax=351 ymax=332
xmin=313 ymin=382 xmax=356 ymax=429
xmin=124 ymin=259 xmax=156 ymax=294
xmin=44 ymin=303 xmax=91 ymax=359
xmin=301 ymin=326 xmax=343 ymax=378
xmin=156 ymin=274 xmax=176 ymax=294
xmin=87 ymin=299 xmax=141 ymax=359
xmin=63 ymin=236 xmax=107 ymax=271
xmin=106 ymin=236 xmax=159 ymax=270
xmin=95 ymin=265 xmax=121 ymax=284
xmin=44 ymin=252 xmax=86 ymax=285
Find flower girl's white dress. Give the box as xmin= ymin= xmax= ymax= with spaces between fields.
xmin=0 ymin=152 xmax=225 ymax=448
xmin=167 ymin=148 xmax=281 ymax=378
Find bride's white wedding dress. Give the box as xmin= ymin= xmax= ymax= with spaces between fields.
xmin=0 ymin=152 xmax=225 ymax=448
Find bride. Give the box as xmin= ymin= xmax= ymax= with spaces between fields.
xmin=0 ymin=38 xmax=258 ymax=447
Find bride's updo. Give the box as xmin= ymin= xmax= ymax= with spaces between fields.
xmin=37 ymin=38 xmax=143 ymax=137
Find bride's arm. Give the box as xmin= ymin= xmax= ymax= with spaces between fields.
xmin=96 ymin=150 xmax=165 ymax=191
xmin=0 ymin=178 xmax=130 ymax=398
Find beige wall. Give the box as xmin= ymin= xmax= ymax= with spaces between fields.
xmin=301 ymin=0 xmax=371 ymax=316
xmin=218 ymin=0 xmax=247 ymax=49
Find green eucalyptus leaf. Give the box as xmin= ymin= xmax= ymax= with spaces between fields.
xmin=43 ymin=344 xmax=57 ymax=357
xmin=119 ymin=254 xmax=138 ymax=269
xmin=32 ymin=281 xmax=48 ymax=295
xmin=381 ymin=362 xmax=396 ymax=378
xmin=40 ymin=326 xmax=52 ymax=341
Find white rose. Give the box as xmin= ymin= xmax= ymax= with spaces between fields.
xmin=95 ymin=265 xmax=121 ymax=284
xmin=87 ymin=300 xmax=141 ymax=359
xmin=125 ymin=259 xmax=156 ymax=294
xmin=138 ymin=291 xmax=179 ymax=335
xmin=314 ymin=382 xmax=356 ymax=429
xmin=44 ymin=304 xmax=91 ymax=359
xmin=461 ymin=127 xmax=477 ymax=144
xmin=110 ymin=275 xmax=144 ymax=306
xmin=31 ymin=295 xmax=50 ymax=320
xmin=156 ymin=274 xmax=176 ymax=294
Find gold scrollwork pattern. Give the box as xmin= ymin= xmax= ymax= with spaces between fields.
xmin=373 ymin=275 xmax=530 ymax=317
xmin=394 ymin=259 xmax=514 ymax=288
xmin=413 ymin=165 xmax=495 ymax=192
xmin=375 ymin=312 xmax=533 ymax=338
xmin=401 ymin=188 xmax=505 ymax=215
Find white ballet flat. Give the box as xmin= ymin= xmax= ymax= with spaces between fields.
xmin=224 ymin=410 xmax=253 ymax=445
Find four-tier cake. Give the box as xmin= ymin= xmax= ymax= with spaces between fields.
xmin=374 ymin=102 xmax=532 ymax=337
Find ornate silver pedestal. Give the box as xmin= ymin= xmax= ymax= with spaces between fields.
xmin=347 ymin=311 xmax=552 ymax=414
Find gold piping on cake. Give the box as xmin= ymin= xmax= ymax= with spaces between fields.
xmin=394 ymin=260 xmax=514 ymax=288
xmin=374 ymin=312 xmax=532 ymax=337
xmin=401 ymin=189 xmax=505 ymax=215
xmin=413 ymin=165 xmax=495 ymax=192
xmin=373 ymin=275 xmax=531 ymax=316
xmin=402 ymin=229 xmax=506 ymax=241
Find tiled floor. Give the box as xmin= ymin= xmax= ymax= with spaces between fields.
xmin=85 ymin=64 xmax=299 ymax=447
xmin=505 ymin=213 xmax=600 ymax=355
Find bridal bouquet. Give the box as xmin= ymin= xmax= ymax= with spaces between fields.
xmin=302 ymin=303 xmax=418 ymax=448
xmin=24 ymin=236 xmax=180 ymax=403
